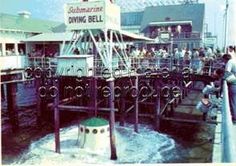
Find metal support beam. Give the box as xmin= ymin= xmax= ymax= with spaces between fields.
xmin=109 ymin=30 xmax=113 ymax=65
xmin=64 ymin=31 xmax=77 ymax=54
xmin=223 ymin=0 xmax=229 ymax=52
xmin=114 ymin=32 xmax=128 ymax=66
xmin=89 ymin=30 xmax=108 ymax=68
xmin=60 ymin=33 xmax=66 ymax=55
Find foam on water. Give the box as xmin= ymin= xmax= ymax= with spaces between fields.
xmin=13 ymin=123 xmax=176 ymax=165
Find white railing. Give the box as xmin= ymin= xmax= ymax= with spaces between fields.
xmin=0 ymin=55 xmax=27 ymax=70
xmin=27 ymin=57 xmax=57 ymax=68
xmin=221 ymin=81 xmax=236 ymax=162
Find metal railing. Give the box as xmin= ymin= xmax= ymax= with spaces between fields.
xmin=22 ymin=55 xmax=224 ymax=79
xmin=91 ymin=56 xmax=224 ymax=78
xmin=0 ymin=55 xmax=27 ymax=70
xmin=173 ymin=32 xmax=201 ymax=39
xmin=221 ymin=81 xmax=236 ymax=162
xmin=147 ymin=32 xmax=201 ymax=40
xmin=26 ymin=57 xmax=57 ymax=68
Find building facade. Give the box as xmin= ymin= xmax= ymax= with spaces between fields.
xmin=0 ymin=12 xmax=61 ymax=70
xmin=121 ymin=3 xmax=205 ymax=51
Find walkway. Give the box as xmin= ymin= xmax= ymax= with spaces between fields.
xmin=212 ymin=104 xmax=236 ymax=163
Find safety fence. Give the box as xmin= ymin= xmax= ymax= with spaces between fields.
xmin=221 ymin=81 xmax=236 ymax=162
xmin=23 ymin=56 xmax=224 ymax=80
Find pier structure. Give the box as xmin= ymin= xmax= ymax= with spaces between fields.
xmin=25 ymin=0 xmax=224 ymax=160
xmin=52 ymin=0 xmax=139 ymax=159
xmin=0 ymin=11 xmax=62 ymax=131
xmin=1 ymin=68 xmax=33 ymax=132
xmin=1 ymin=0 xmax=236 ymax=163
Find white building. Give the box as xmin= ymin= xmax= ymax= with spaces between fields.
xmin=0 ymin=11 xmax=62 ymax=70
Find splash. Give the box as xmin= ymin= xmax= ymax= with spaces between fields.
xmin=13 ymin=123 xmax=176 ymax=165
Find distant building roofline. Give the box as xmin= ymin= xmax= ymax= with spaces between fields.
xmin=0 ymin=12 xmax=63 ymax=33
xmin=148 ymin=20 xmax=192 ymax=26
xmin=17 ymin=11 xmax=31 ymax=18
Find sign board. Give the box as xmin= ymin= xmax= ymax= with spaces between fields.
xmin=57 ymin=55 xmax=94 ymax=77
xmin=204 ymin=37 xmax=217 ymax=45
xmin=160 ymin=33 xmax=170 ymax=39
xmin=64 ymin=0 xmax=120 ymax=30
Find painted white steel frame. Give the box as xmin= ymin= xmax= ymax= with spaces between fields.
xmin=60 ymin=29 xmax=131 ymax=72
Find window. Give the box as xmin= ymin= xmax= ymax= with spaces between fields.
xmin=100 ymin=129 xmax=105 ymax=133
xmin=93 ymin=129 xmax=98 ymax=134
xmin=85 ymin=128 xmax=89 ymax=134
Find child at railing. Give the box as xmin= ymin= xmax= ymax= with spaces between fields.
xmin=196 ymin=68 xmax=224 ymax=120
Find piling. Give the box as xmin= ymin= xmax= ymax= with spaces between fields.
xmin=108 ymin=79 xmax=117 ymax=160
xmin=53 ymin=79 xmax=60 ymax=153
xmin=119 ymin=89 xmax=126 ymax=126
xmin=134 ymin=76 xmax=139 ymax=133
xmin=6 ymin=80 xmax=19 ymax=132
xmin=88 ymin=77 xmax=97 ymax=117
xmin=1 ymin=84 xmax=5 ymax=100
xmin=154 ymin=82 xmax=161 ymax=131
xmin=170 ymin=100 xmax=174 ymax=116
xmin=36 ymin=79 xmax=42 ymax=126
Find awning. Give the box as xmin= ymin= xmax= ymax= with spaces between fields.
xmin=22 ymin=32 xmax=73 ymax=42
xmin=148 ymin=20 xmax=192 ymax=26
xmin=118 ymin=30 xmax=154 ymax=42
xmin=22 ymin=30 xmax=154 ymax=43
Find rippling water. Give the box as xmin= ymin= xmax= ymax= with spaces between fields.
xmin=12 ymin=123 xmax=177 ymax=165
xmin=2 ymin=83 xmax=217 ymax=164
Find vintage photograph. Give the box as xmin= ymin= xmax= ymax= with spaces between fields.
xmin=1 ymin=0 xmax=236 ymax=165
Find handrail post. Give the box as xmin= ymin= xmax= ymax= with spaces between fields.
xmin=221 ymin=81 xmax=236 ymax=162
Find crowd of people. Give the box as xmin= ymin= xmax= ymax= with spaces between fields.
xmin=127 ymin=45 xmax=236 ymax=123
xmin=28 ymin=45 xmax=59 ymax=58
xmin=128 ymin=46 xmax=221 ymax=61
xmin=24 ymin=43 xmax=236 ymax=123
xmin=125 ymin=46 xmax=223 ymax=74
xmin=0 ymin=48 xmax=24 ymax=56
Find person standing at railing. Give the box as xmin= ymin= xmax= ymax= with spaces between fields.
xmin=228 ymin=45 xmax=236 ymax=59
xmin=173 ymin=48 xmax=181 ymax=63
xmin=180 ymin=47 xmax=186 ymax=58
xmin=129 ymin=47 xmax=139 ymax=68
xmin=222 ymin=53 xmax=236 ymax=123
xmin=73 ymin=48 xmax=80 ymax=55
